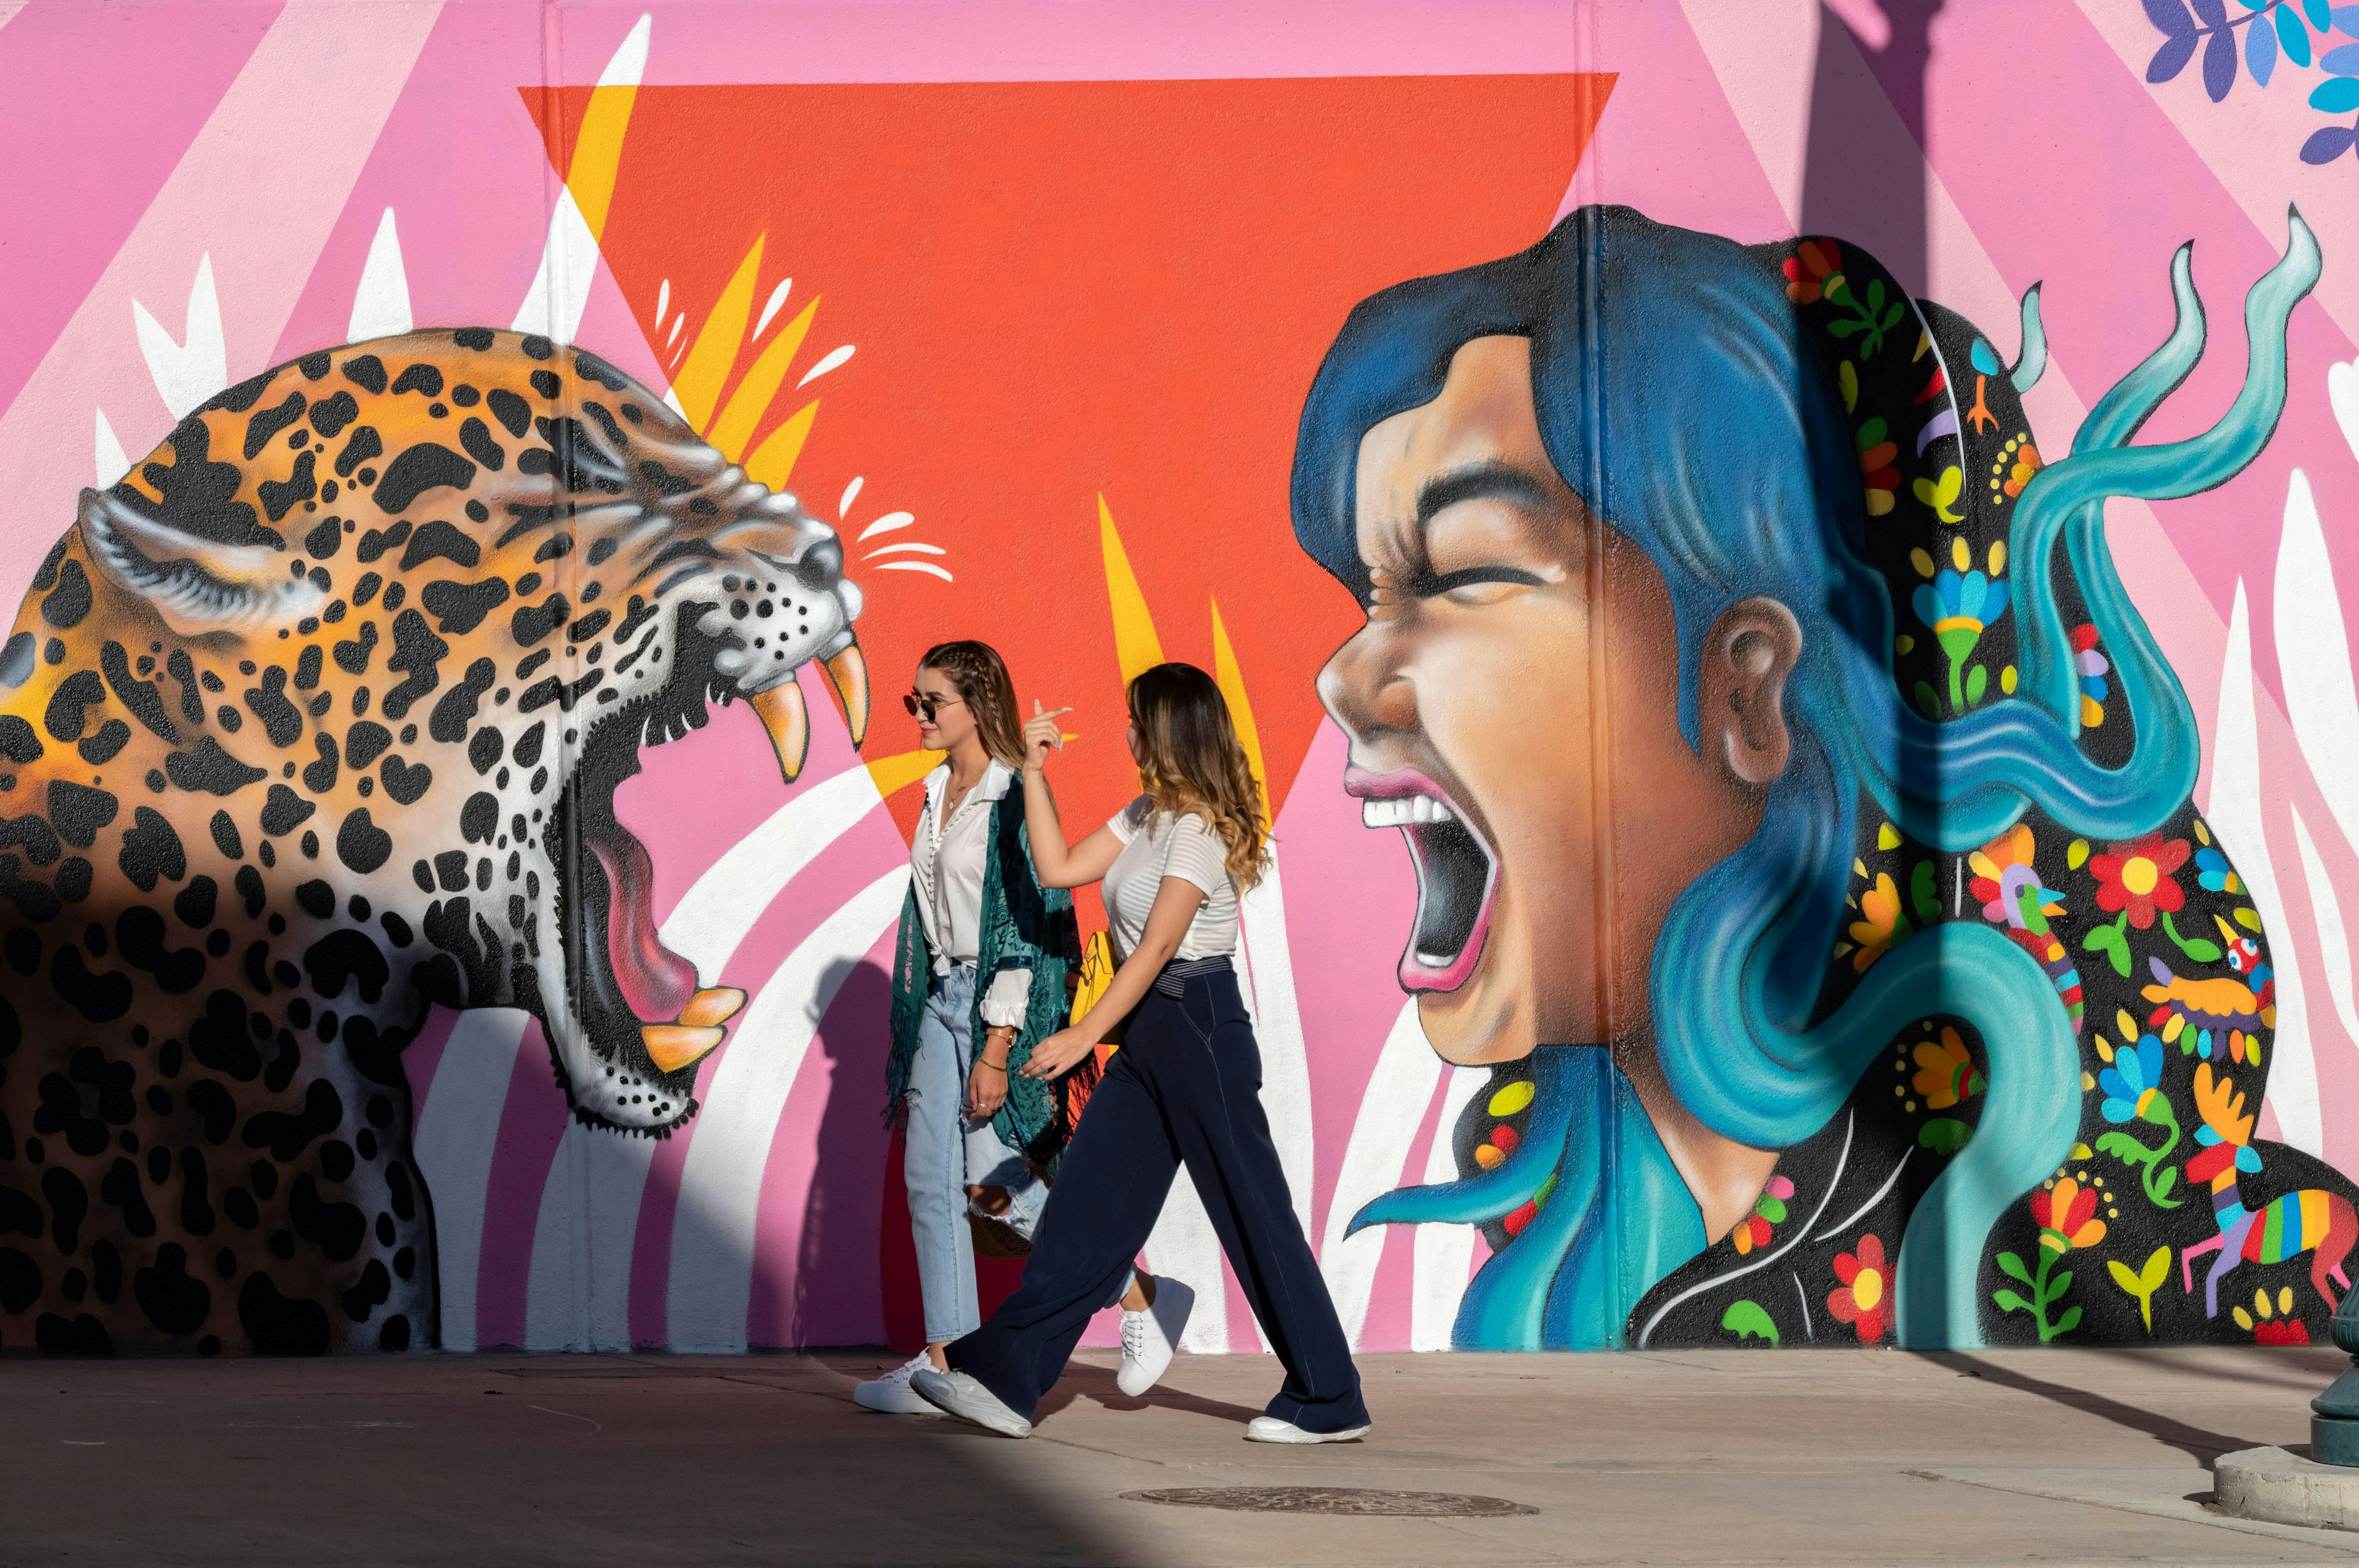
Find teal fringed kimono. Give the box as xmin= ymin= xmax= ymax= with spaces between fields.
xmin=885 ymin=795 xmax=1085 ymax=1172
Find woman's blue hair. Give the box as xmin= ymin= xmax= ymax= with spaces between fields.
xmin=1307 ymin=204 xmax=2320 ymax=1348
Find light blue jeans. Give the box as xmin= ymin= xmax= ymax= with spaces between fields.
xmin=905 ymin=964 xmax=1049 ymax=1344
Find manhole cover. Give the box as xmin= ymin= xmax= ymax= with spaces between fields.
xmin=1119 ymin=1486 xmax=1536 ymax=1516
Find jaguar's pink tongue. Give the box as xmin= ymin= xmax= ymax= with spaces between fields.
xmin=586 ymin=830 xmax=700 ymax=1023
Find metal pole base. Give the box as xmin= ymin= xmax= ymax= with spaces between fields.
xmin=2315 ymin=1414 xmax=2359 ymax=1469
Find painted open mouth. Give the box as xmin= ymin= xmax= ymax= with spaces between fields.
xmin=547 ymin=602 xmax=869 ymax=1122
xmin=1345 ymin=766 xmax=1497 ymax=994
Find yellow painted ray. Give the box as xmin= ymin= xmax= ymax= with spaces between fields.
xmin=866 ymin=748 xmax=939 ymax=800
xmin=745 ymin=398 xmax=821 ymax=491
xmin=1099 ymin=495 xmax=1164 ymax=685
xmin=561 ymin=15 xmax=647 ymax=242
xmin=1208 ymin=597 xmax=1270 ymax=813
xmin=710 ymin=298 xmax=820 ymax=462
xmin=673 ymin=234 xmax=765 ymax=430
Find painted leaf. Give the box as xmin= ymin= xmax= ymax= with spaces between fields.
xmin=1993 ymin=1288 xmax=2035 ymax=1313
xmin=2153 ymin=1167 xmax=2179 ymax=1201
xmin=2048 ymin=1268 xmax=2075 ymax=1302
xmin=1911 ymin=859 xmax=1942 ymax=923
xmin=1755 ymin=1195 xmax=1789 ymax=1223
xmin=2107 ymin=1258 xmax=2146 ymax=1293
xmin=1966 ymin=664 xmax=1990 ymax=706
xmin=1721 ymin=1300 xmax=1781 ymax=1347
xmin=1920 ymin=1117 xmax=1973 ymax=1155
xmin=2336 ymin=4 xmax=2359 ymax=34
xmin=2280 ymin=2 xmax=2315 ymax=66
xmin=2205 ymin=23 xmax=2241 ymax=96
xmin=2299 ymin=123 xmax=2355 ymax=161
xmin=2053 ymin=1304 xmax=2084 ymax=1336
xmin=2140 ymin=0 xmax=2196 ymax=31
xmin=2192 ymin=0 xmax=2229 ymax=23
xmin=2324 ymin=41 xmax=2359 ymax=69
xmin=2138 ymin=1245 xmax=2172 ymax=1289
xmin=2310 ymin=0 xmax=2336 ymax=28
xmin=2311 ymin=75 xmax=2359 ymax=110
xmin=1997 ymin=1250 xmax=2035 ymax=1286
xmin=2249 ymin=12 xmax=2281 ymax=82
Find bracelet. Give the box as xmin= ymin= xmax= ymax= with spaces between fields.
xmin=976 ymin=1059 xmax=1007 ymax=1074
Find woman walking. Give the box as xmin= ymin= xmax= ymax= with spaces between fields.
xmin=856 ymin=642 xmax=1184 ymax=1414
xmin=914 ymin=662 xmax=1370 ymax=1443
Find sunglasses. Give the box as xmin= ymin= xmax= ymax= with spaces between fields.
xmin=904 ymin=691 xmax=966 ymax=722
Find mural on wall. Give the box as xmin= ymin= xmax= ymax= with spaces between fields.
xmin=0 ymin=0 xmax=2355 ymax=1359
xmin=0 ymin=326 xmax=868 ymax=1352
xmin=1302 ymin=203 xmax=2351 ymax=1349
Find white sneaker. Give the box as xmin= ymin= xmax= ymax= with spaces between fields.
xmin=1245 ymin=1415 xmax=1372 ymax=1445
xmin=910 ymin=1367 xmax=1033 ymax=1438
xmin=852 ymin=1353 xmax=937 ymax=1414
xmin=1116 ymin=1275 xmax=1195 ymax=1396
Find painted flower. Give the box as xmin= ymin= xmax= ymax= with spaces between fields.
xmin=2071 ymin=624 xmax=2110 ymax=729
xmin=2088 ymin=833 xmax=2190 ymax=929
xmin=2234 ymin=1285 xmax=2311 ymax=1346
xmin=2029 ymin=1176 xmax=2106 ymax=1255
xmin=1912 ymin=1027 xmax=1986 ymax=1109
xmin=1911 ymin=569 xmax=2011 ymax=662
xmin=1848 ymin=872 xmax=1907 ymax=972
xmin=2001 ymin=435 xmax=2044 ymax=499
xmin=2195 ymin=846 xmax=2244 ymax=895
xmin=1826 ymin=1234 xmax=1892 ymax=1344
xmin=1968 ymin=822 xmax=2062 ymax=925
xmin=1783 ymin=238 xmax=1843 ymax=305
xmin=1732 ymin=1174 xmax=1796 ymax=1256
xmin=2097 ymin=1031 xmax=2167 ymax=1125
xmin=1857 ymin=418 xmax=1899 ymax=517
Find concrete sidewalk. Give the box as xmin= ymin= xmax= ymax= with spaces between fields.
xmin=7 ymin=1344 xmax=2359 ymax=1566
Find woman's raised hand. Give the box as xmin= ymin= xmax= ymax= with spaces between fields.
xmin=1023 ymin=700 xmax=1073 ymax=773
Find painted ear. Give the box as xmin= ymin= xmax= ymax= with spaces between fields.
xmin=1699 ymin=596 xmax=1801 ymax=787
xmin=76 ymin=486 xmax=323 ymax=638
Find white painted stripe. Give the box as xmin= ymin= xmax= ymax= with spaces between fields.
xmin=2292 ymin=805 xmax=2359 ymax=1067
xmin=409 ymin=1009 xmax=530 ymax=1352
xmin=522 ymin=745 xmax=883 ymax=1352
xmin=665 ymin=868 xmax=910 ymax=1352
xmin=659 ymin=761 xmax=887 ymax=978
xmin=524 ymin=1121 xmax=657 ymax=1351
xmin=1236 ymin=843 xmax=1315 ymax=1242
xmin=1409 ymin=1066 xmax=1487 ymax=1352
xmin=2275 ymin=468 xmax=2359 ymax=861
xmin=511 ymin=14 xmax=646 ymax=344
xmin=1319 ymin=1000 xmax=1441 ymax=1349
xmin=1143 ymin=1166 xmax=1231 ymax=1354
xmin=2208 ymin=579 xmax=2322 ymax=1155
xmin=347 ymin=208 xmax=412 ymax=341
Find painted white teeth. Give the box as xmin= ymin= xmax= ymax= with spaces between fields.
xmin=1361 ymin=795 xmax=1451 ymax=829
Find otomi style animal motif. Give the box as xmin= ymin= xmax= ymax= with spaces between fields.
xmin=0 ymin=330 xmax=869 ymax=1355
xmin=2180 ymin=1062 xmax=2356 ymax=1319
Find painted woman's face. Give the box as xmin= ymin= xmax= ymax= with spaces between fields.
xmin=1317 ymin=336 xmax=1777 ymax=1064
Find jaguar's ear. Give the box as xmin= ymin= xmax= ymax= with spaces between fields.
xmin=76 ymin=486 xmax=324 ymax=638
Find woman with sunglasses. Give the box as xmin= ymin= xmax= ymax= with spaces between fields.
xmin=856 ymin=641 xmax=1181 ymax=1415
xmin=913 ymin=662 xmax=1369 ymax=1443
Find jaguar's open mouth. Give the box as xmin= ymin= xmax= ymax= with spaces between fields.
xmin=1345 ymin=766 xmax=1497 ymax=994
xmin=548 ymin=603 xmax=869 ymax=1118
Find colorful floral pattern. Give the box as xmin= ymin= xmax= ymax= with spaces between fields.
xmin=2089 ymin=835 xmax=2190 ymax=930
xmin=1732 ymin=1174 xmax=1796 ymax=1256
xmin=1827 ymin=1235 xmax=1893 ymax=1344
xmin=1913 ymin=1028 xmax=1986 ymax=1109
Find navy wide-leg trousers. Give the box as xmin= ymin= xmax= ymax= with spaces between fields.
xmin=946 ymin=965 xmax=1368 ymax=1433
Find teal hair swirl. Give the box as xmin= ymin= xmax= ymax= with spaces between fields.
xmin=1301 ymin=205 xmax=2320 ymax=1348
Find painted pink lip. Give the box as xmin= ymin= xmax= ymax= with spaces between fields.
xmin=1343 ymin=766 xmax=1498 ymax=994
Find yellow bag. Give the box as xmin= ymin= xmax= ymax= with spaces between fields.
xmin=1070 ymin=930 xmax=1116 ymax=1038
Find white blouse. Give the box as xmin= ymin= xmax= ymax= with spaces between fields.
xmin=1101 ymin=795 xmax=1240 ymax=962
xmin=910 ymin=760 xmax=1031 ymax=1028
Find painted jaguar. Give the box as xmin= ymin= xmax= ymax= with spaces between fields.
xmin=0 ymin=329 xmax=869 ymax=1354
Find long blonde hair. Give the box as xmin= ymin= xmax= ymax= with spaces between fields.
xmin=919 ymin=641 xmax=1027 ymax=769
xmin=1127 ymin=662 xmax=1267 ymax=892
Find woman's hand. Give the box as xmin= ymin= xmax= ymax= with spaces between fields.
xmin=1023 ymin=700 xmax=1073 ymax=773
xmin=966 ymin=1056 xmax=1007 ymax=1120
xmin=1018 ymin=1026 xmax=1098 ymax=1082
